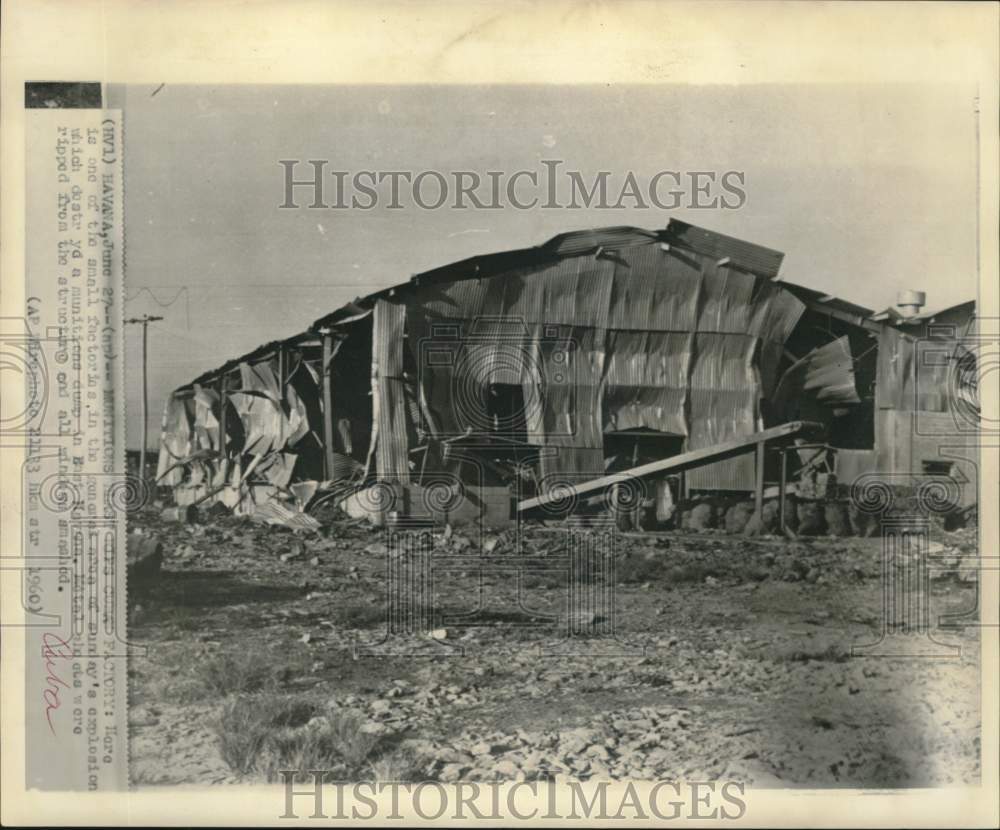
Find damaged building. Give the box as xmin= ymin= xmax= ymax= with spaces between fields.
xmin=155 ymin=220 xmax=979 ymax=531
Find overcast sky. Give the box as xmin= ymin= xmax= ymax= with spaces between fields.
xmin=110 ymin=83 xmax=979 ymax=449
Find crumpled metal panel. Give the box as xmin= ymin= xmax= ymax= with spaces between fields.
xmin=156 ymin=394 xmax=193 ymax=487
xmin=255 ymin=452 xmax=297 ymax=488
xmin=602 ymin=330 xmax=692 ymax=436
xmin=228 ymin=360 xmax=288 ymax=456
xmin=525 ymin=324 xmax=604 ymax=451
xmin=192 ymin=385 xmax=221 ymax=452
xmin=283 ymin=381 xmax=311 ymax=448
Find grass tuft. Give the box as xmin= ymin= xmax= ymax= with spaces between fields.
xmin=198 ymin=650 xmax=287 ymax=697
xmin=370 ymin=748 xmax=422 ymax=783
xmin=215 ymin=694 xmax=381 ymax=781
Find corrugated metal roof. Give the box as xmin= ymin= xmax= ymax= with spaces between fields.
xmin=189 ymin=222 xmax=796 ymax=387
xmin=778 ymin=280 xmax=878 ymax=328
xmin=664 ymin=219 xmax=785 ymax=278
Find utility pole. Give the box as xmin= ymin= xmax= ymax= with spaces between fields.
xmin=125 ymin=314 xmax=163 ymax=483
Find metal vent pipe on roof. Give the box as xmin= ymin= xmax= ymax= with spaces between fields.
xmin=896 ymin=289 xmax=926 ymax=317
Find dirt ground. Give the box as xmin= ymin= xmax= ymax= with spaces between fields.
xmin=127 ymin=509 xmax=981 ymax=789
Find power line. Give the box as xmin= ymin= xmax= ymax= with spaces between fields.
xmin=124 ymin=286 xmax=190 ymax=328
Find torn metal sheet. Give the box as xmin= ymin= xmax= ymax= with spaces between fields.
xmin=192 ymin=385 xmax=221 ymax=452
xmin=155 ymin=394 xmax=194 ymax=488
xmin=251 ymin=498 xmax=322 ymax=532
xmin=774 ymin=335 xmax=862 ymax=417
xmin=602 ymin=330 xmax=692 ymax=436
xmin=227 ymin=359 xmax=316 ymax=460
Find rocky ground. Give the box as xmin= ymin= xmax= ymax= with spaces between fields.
xmin=127 ymin=510 xmax=981 ymax=789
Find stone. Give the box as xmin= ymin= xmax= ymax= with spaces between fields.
xmin=797 ymin=501 xmax=826 ymax=535
xmin=439 ymin=763 xmax=466 ymax=782
xmin=437 ymin=748 xmax=473 ymax=765
xmin=370 ymin=700 xmax=392 ymax=715
xmin=848 ymin=503 xmax=881 ymax=537
xmin=585 ymin=744 xmax=611 ymax=760
xmin=724 ymin=502 xmax=754 ymax=534
xmin=493 ymin=759 xmax=521 ymax=778
xmin=824 ymin=502 xmax=851 ymax=536
xmin=745 ymin=500 xmax=780 ymax=536
xmin=685 ymin=502 xmax=717 ymax=531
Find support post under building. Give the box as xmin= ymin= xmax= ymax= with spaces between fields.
xmin=321 ymin=331 xmax=336 ymax=481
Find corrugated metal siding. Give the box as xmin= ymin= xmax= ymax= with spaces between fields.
xmin=606 ymin=245 xmax=701 ymax=331
xmin=685 ymin=333 xmax=761 ymax=490
xmin=405 ymin=234 xmax=805 ymax=492
xmin=877 ymin=326 xmax=955 ymax=413
xmin=874 ymin=407 xmax=979 ymax=503
xmin=876 ymin=326 xmax=912 ymax=411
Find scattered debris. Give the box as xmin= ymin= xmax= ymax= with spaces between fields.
xmin=128 ymin=506 xmax=980 ymax=788
xmin=251 ymin=500 xmax=321 ymax=533
xmin=161 ymin=505 xmax=197 ymax=524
